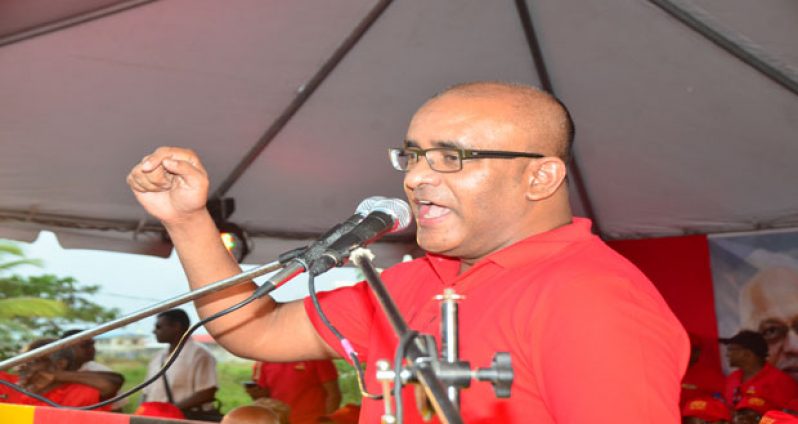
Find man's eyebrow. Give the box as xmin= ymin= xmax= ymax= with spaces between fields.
xmin=402 ymin=139 xmax=464 ymax=149
xmin=434 ymin=140 xmax=462 ymax=149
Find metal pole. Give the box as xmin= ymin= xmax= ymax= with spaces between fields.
xmin=436 ymin=288 xmax=464 ymax=408
xmin=350 ymin=248 xmax=462 ymax=424
xmin=0 ymin=260 xmax=282 ymax=370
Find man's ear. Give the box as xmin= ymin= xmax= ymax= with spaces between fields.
xmin=525 ymin=157 xmax=567 ymax=201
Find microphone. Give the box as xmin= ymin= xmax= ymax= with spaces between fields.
xmin=253 ymin=196 xmax=388 ymax=298
xmin=277 ymin=196 xmax=386 ymax=265
xmin=308 ymin=198 xmax=412 ymax=276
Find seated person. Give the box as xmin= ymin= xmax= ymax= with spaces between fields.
xmin=250 ymin=360 xmax=340 ymax=424
xmin=59 ymin=329 xmax=124 ymax=402
xmin=681 ymin=396 xmax=730 ymax=424
xmin=0 ymin=338 xmax=106 ymax=409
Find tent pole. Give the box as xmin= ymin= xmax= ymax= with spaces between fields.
xmin=0 ymin=0 xmax=158 ymax=48
xmin=211 ymin=0 xmax=394 ymax=200
xmin=649 ymin=0 xmax=798 ymax=97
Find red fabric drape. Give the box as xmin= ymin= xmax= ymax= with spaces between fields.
xmin=609 ymin=235 xmax=722 ymax=374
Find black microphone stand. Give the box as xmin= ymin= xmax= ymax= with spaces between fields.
xmin=0 ymin=259 xmax=285 ymax=371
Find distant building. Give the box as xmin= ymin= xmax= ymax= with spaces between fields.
xmin=95 ymin=332 xmax=157 ymax=360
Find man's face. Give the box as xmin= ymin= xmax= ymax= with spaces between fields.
xmin=725 ymin=344 xmax=747 ymax=369
xmin=403 ymin=94 xmax=538 ymax=262
xmin=73 ymin=339 xmax=96 ymax=365
xmin=732 ymin=409 xmax=760 ymax=424
xmin=741 ymin=269 xmax=798 ymax=381
xmin=153 ymin=316 xmax=182 ymax=344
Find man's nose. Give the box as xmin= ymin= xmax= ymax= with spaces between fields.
xmin=784 ymin=327 xmax=798 ymax=354
xmin=404 ymin=157 xmax=440 ymax=189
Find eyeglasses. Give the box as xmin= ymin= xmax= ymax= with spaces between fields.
xmin=388 ymin=146 xmax=545 ymax=173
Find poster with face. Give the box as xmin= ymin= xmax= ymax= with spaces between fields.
xmin=709 ymin=230 xmax=798 ymax=382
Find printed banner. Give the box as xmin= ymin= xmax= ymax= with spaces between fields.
xmin=709 ymin=229 xmax=798 ymax=382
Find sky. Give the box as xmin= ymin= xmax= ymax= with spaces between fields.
xmin=5 ymin=231 xmax=361 ymax=339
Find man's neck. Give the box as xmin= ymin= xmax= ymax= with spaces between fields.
xmin=740 ymin=362 xmax=764 ymax=381
xmin=457 ymin=214 xmax=574 ymax=274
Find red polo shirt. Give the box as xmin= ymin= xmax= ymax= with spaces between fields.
xmin=305 ymin=218 xmax=689 ymax=423
xmin=724 ymin=363 xmax=798 ymax=409
xmin=253 ymin=360 xmax=338 ymax=424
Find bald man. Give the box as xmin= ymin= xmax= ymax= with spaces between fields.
xmin=127 ymin=81 xmax=689 ymax=423
xmin=739 ymin=267 xmax=798 ymax=382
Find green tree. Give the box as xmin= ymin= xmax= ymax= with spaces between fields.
xmin=0 ymin=240 xmax=120 ymax=359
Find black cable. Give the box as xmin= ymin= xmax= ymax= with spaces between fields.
xmin=0 ymin=289 xmax=263 ymax=410
xmin=307 ymin=267 xmax=382 ymax=400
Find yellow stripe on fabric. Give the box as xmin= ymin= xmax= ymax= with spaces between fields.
xmin=0 ymin=403 xmax=36 ymax=423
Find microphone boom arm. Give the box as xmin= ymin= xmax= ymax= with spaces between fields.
xmin=0 ymin=260 xmax=283 ymax=371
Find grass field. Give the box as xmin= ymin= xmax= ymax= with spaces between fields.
xmin=105 ymin=357 xmax=362 ymax=414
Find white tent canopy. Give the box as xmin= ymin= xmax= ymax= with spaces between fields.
xmin=1 ymin=0 xmax=797 ymax=265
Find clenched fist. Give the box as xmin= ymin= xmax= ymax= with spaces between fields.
xmin=127 ymin=147 xmax=210 ymax=225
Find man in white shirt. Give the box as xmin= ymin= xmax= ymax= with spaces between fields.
xmin=141 ymin=308 xmax=218 ymax=415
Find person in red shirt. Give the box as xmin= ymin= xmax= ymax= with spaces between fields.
xmin=0 ymin=338 xmax=103 ymax=409
xmin=682 ymin=334 xmax=726 ymax=406
xmin=127 ymin=81 xmax=689 ymax=423
xmin=733 ymin=395 xmax=777 ymax=424
xmin=249 ymin=360 xmax=340 ymax=424
xmin=681 ymin=396 xmax=731 ymax=424
xmin=721 ymin=330 xmax=798 ymax=411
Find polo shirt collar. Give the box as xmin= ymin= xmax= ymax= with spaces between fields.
xmin=425 ymin=218 xmax=595 ymax=278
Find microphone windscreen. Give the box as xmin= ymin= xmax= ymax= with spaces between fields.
xmin=373 ymin=198 xmax=412 ymax=232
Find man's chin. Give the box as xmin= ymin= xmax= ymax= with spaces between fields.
xmin=417 ymin=235 xmax=459 ymax=257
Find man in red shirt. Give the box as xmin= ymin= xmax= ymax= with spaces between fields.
xmin=249 ymin=360 xmax=340 ymax=424
xmin=721 ymin=330 xmax=798 ymax=410
xmin=127 ymin=81 xmax=689 ymax=422
xmin=0 ymin=338 xmax=102 ymax=409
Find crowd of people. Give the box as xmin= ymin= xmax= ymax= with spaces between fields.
xmin=0 ymin=307 xmax=355 ymax=423
xmin=680 ymin=331 xmax=798 ymax=423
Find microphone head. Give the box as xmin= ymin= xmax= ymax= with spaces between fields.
xmin=355 ymin=196 xmax=387 ymax=215
xmin=373 ymin=198 xmax=413 ymax=232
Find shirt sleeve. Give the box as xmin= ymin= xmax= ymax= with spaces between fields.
xmin=303 ymin=281 xmax=375 ymax=363
xmin=59 ymin=384 xmax=101 ymax=408
xmin=533 ymin=273 xmax=689 ymax=423
xmin=192 ymin=348 xmax=218 ymax=392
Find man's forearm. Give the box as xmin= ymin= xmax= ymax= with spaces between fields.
xmin=175 ymin=387 xmax=217 ymax=410
xmin=55 ymin=371 xmax=123 ymax=400
xmin=163 ymin=211 xmax=338 ymax=361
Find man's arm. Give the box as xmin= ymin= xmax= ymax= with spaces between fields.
xmin=175 ymin=386 xmax=217 ymax=410
xmin=537 ymin=275 xmax=689 ymax=422
xmin=127 ymin=147 xmax=337 ymax=361
xmin=53 ymin=371 xmax=123 ymax=400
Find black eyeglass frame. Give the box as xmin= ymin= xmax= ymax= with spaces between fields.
xmin=389 ymin=146 xmax=545 ymax=173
